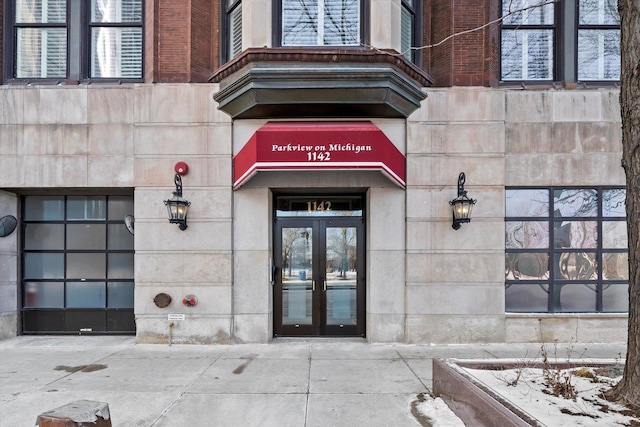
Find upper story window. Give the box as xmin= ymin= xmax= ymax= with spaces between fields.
xmin=275 ymin=0 xmax=366 ymax=47
xmin=89 ymin=0 xmax=143 ymax=78
xmin=281 ymin=0 xmax=360 ymax=46
xmin=219 ymin=1 xmax=423 ymax=66
xmin=500 ymin=0 xmax=619 ymax=83
xmin=401 ymin=0 xmax=419 ymax=63
xmin=224 ymin=0 xmax=242 ymax=61
xmin=577 ymin=0 xmax=620 ymax=80
xmin=15 ymin=0 xmax=68 ymax=78
xmin=7 ymin=0 xmax=143 ymax=82
xmin=501 ymin=0 xmax=555 ymax=81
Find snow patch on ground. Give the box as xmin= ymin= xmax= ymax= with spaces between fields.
xmin=462 ymin=366 xmax=638 ymax=426
xmin=415 ymin=395 xmax=466 ymax=427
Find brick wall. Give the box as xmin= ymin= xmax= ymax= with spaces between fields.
xmin=155 ymin=0 xmax=190 ymax=82
xmin=154 ymin=0 xmax=219 ymax=83
xmin=421 ymin=0 xmax=431 ymax=74
xmin=429 ymin=0 xmax=453 ymax=86
xmin=452 ymin=0 xmax=485 ymax=85
xmin=428 ymin=0 xmax=498 ymax=87
xmin=0 ymin=1 xmax=499 ymax=87
xmin=190 ymin=0 xmax=217 ymax=82
xmin=485 ymin=0 xmax=500 ymax=87
xmin=212 ymin=1 xmax=220 ymax=72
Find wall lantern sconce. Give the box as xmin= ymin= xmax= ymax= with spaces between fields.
xmin=449 ymin=172 xmax=477 ymax=230
xmin=163 ymin=163 xmax=191 ymax=231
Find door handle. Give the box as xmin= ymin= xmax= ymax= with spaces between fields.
xmin=312 ymin=280 xmax=316 ymax=291
xmin=323 ymin=280 xmax=327 ymax=292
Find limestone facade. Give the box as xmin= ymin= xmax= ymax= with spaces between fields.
xmin=0 ymin=85 xmax=626 ymax=343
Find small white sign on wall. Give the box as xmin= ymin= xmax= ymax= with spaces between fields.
xmin=168 ymin=314 xmax=186 ymax=321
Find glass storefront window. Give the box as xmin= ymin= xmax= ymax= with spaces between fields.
xmin=107 ymin=196 xmax=134 ymax=220
xmin=505 ymin=283 xmax=550 ymax=313
xmin=24 ymin=196 xmax=64 ymax=220
xmin=108 ymin=282 xmax=134 ymax=308
xmin=108 ymin=224 xmax=134 ymax=250
xmin=24 ymin=281 xmax=64 ymax=308
xmin=505 ymin=187 xmax=627 ymax=313
xmin=603 ymin=188 xmax=626 ymax=216
xmin=108 ymin=253 xmax=134 ymax=279
xmin=67 ymin=224 xmax=106 ymax=249
xmin=505 ymin=189 xmax=549 ymax=217
xmin=24 ymin=253 xmax=64 ymax=279
xmin=506 ymin=221 xmax=549 ymax=249
xmin=67 ymin=253 xmax=106 ymax=279
xmin=67 ymin=281 xmax=107 ymax=308
xmin=24 ymin=223 xmax=64 ymax=250
xmin=22 ymin=195 xmax=134 ymax=312
xmin=553 ymin=189 xmax=597 ymax=217
xmin=555 ymin=284 xmax=597 ymax=312
xmin=603 ymin=284 xmax=628 ymax=312
xmin=67 ymin=196 xmax=106 ymax=220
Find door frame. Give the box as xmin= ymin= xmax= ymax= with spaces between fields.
xmin=273 ymin=195 xmax=366 ymax=337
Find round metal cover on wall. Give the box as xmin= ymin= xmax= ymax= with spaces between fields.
xmin=153 ymin=293 xmax=172 ymax=308
xmin=0 ymin=215 xmax=17 ymax=237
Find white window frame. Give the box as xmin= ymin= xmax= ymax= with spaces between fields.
xmin=279 ymin=0 xmax=362 ymax=47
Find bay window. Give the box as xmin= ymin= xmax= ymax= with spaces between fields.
xmin=275 ymin=0 xmax=366 ymax=47
xmin=281 ymin=0 xmax=360 ymax=46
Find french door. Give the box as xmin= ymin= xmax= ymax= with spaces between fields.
xmin=274 ymin=215 xmax=365 ymax=337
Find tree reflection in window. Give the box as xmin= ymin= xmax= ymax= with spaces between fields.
xmin=578 ymin=0 xmax=620 ymax=81
xmin=281 ymin=0 xmax=360 ymax=46
xmin=505 ymin=187 xmax=627 ymax=313
xmin=326 ymin=227 xmax=356 ymax=277
xmin=500 ymin=0 xmax=621 ymax=82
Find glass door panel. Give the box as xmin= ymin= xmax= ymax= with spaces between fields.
xmin=281 ymin=227 xmax=313 ymax=326
xmin=275 ymin=216 xmax=364 ymax=337
xmin=325 ymin=227 xmax=357 ymax=326
xmin=274 ymin=196 xmax=365 ymax=337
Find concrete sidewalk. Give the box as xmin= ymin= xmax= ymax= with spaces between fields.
xmin=0 ymin=336 xmax=627 ymax=427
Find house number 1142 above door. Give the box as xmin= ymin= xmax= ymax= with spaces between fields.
xmin=307 ymin=201 xmax=332 ymax=212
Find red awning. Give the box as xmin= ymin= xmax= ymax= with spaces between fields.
xmin=233 ymin=122 xmax=406 ymax=189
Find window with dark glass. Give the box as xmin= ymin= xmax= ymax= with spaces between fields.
xmin=505 ymin=188 xmax=628 ymax=313
xmin=7 ymin=0 xmax=143 ymax=81
xmin=22 ymin=196 xmax=134 ymax=312
xmin=500 ymin=0 xmax=620 ymax=82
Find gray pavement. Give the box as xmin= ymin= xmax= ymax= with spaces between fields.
xmin=0 ymin=336 xmax=627 ymax=427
